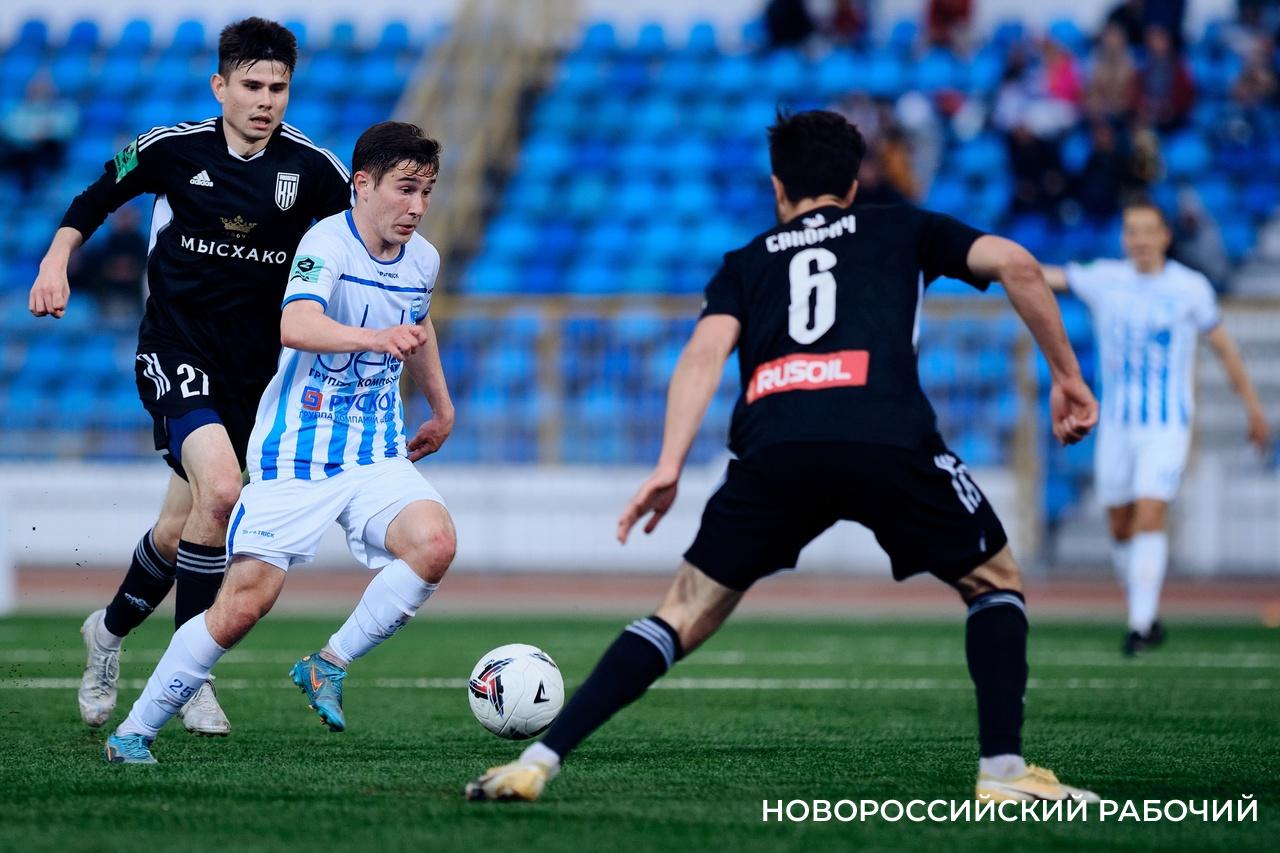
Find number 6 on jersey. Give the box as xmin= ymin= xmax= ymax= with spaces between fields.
xmin=788 ymin=248 xmax=837 ymax=344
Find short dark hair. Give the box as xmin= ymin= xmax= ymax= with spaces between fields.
xmin=1122 ymin=195 xmax=1169 ymax=226
xmin=218 ymin=17 xmax=298 ymax=78
xmin=352 ymin=121 xmax=442 ymax=184
xmin=768 ymin=110 xmax=867 ymax=203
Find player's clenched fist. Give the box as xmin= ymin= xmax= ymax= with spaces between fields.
xmin=29 ymin=266 xmax=71 ymax=318
xmin=372 ymin=324 xmax=428 ymax=360
xmin=1050 ymin=375 xmax=1098 ymax=446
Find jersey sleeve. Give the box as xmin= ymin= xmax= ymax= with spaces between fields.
xmin=59 ymin=131 xmax=163 ymax=241
xmin=311 ymin=150 xmax=353 ymax=219
xmin=283 ymin=227 xmax=341 ymax=310
xmin=917 ymin=210 xmax=990 ymax=290
xmin=1189 ymin=274 xmax=1222 ymax=333
xmin=700 ymin=253 xmax=745 ymax=320
xmin=1063 ymin=260 xmax=1110 ymax=307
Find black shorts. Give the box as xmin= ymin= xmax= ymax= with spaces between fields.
xmin=133 ymin=347 xmax=263 ymax=478
xmin=684 ymin=437 xmax=1008 ymax=591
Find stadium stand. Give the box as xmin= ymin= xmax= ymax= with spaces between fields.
xmin=2 ymin=13 xmax=1277 ymax=520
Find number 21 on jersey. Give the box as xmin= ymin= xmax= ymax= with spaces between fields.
xmin=789 ymin=248 xmax=837 ymax=344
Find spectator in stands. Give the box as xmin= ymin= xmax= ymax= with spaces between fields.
xmin=1231 ymin=34 xmax=1277 ymax=108
xmin=1134 ymin=25 xmax=1195 ymax=132
xmin=1086 ymin=22 xmax=1138 ymax=121
xmin=852 ymin=149 xmax=909 ymax=206
xmin=926 ymin=0 xmax=972 ymax=51
xmin=1073 ymin=119 xmax=1143 ymax=222
xmin=0 ymin=74 xmax=79 ymax=194
xmin=993 ymin=40 xmax=1079 ymax=140
xmin=1171 ymin=186 xmax=1231 ymax=288
xmin=69 ymin=205 xmax=147 ymax=322
xmin=1007 ymin=124 xmax=1068 ymax=216
xmin=1107 ymin=0 xmax=1185 ymax=50
xmin=1106 ymin=0 xmax=1147 ymax=48
xmin=763 ymin=0 xmax=815 ymax=49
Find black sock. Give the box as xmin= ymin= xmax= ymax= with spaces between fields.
xmin=965 ymin=590 xmax=1029 ymax=758
xmin=102 ymin=530 xmax=177 ymax=638
xmin=175 ymin=540 xmax=227 ymax=630
xmin=541 ymin=615 xmax=682 ymax=760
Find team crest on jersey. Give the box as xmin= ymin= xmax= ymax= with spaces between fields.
xmin=409 ymin=297 xmax=423 ymax=323
xmin=275 ymin=172 xmax=300 ymax=210
xmin=300 ymin=387 xmax=324 ymax=411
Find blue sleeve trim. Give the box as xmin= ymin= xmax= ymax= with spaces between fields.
xmin=282 ymin=293 xmax=328 ymax=310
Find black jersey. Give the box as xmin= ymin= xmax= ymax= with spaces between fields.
xmin=60 ymin=118 xmax=352 ymax=390
xmin=702 ymin=204 xmax=988 ymax=457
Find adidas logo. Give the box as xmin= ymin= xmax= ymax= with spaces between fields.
xmin=189 ymin=170 xmax=213 ymax=187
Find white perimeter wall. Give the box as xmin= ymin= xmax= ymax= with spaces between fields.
xmin=0 ymin=462 xmax=1021 ymax=574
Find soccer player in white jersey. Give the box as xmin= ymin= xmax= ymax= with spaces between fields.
xmin=1043 ymin=200 xmax=1269 ymax=655
xmin=104 ymin=122 xmax=456 ymax=763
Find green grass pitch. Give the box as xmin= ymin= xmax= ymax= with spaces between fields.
xmin=0 ymin=614 xmax=1276 ymax=852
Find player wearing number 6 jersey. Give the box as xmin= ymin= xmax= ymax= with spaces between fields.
xmin=105 ymin=122 xmax=456 ymax=764
xmin=468 ymin=110 xmax=1101 ymax=804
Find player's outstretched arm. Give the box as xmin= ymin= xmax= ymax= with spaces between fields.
xmin=1205 ymin=324 xmax=1271 ymax=452
xmin=280 ymin=299 xmax=426 ymax=359
xmin=404 ymin=317 xmax=455 ymax=461
xmin=617 ymin=314 xmax=739 ymax=543
xmin=966 ymin=235 xmax=1098 ymax=445
xmin=1040 ymin=265 xmax=1069 ymax=292
xmin=29 ymin=227 xmax=85 ymax=319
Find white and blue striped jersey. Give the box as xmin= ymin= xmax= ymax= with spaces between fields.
xmin=1066 ymin=259 xmax=1220 ymax=429
xmin=246 ymin=210 xmax=439 ymax=482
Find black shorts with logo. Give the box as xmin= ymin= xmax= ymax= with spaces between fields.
xmin=133 ymin=347 xmax=263 ymax=478
xmin=684 ymin=437 xmax=1008 ymax=591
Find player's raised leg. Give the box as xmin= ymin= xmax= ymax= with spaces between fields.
xmin=105 ymin=557 xmax=285 ymax=763
xmin=169 ymin=419 xmax=244 ymax=734
xmin=78 ymin=476 xmax=190 ymax=727
xmin=465 ymin=561 xmax=743 ymax=802
xmin=294 ymin=497 xmax=455 ymax=732
xmin=957 ymin=547 xmax=1097 ymax=802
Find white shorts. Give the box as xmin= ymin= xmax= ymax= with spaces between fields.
xmin=1094 ymin=424 xmax=1191 ymax=507
xmin=227 ymin=458 xmax=446 ymax=571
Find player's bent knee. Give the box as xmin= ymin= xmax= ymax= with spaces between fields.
xmin=191 ymin=475 xmax=243 ymax=524
xmin=953 ymin=545 xmax=1023 ymax=603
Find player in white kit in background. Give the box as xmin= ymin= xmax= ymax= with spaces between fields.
xmin=105 ymin=122 xmax=457 ymax=762
xmin=1044 ymin=199 xmax=1270 ymax=655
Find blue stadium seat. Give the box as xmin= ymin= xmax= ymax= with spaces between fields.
xmin=329 ymin=21 xmax=357 ymax=52
xmin=634 ymin=22 xmax=666 ymax=55
xmin=169 ymin=20 xmax=205 ymax=54
xmin=14 ymin=19 xmax=49 ymax=52
xmin=65 ymin=19 xmax=100 ymax=52
xmin=1164 ymin=132 xmax=1212 ymax=179
xmin=684 ymin=20 xmax=717 ymax=55
xmin=579 ymin=22 xmax=618 ymax=55
xmin=377 ymin=21 xmax=411 ymax=53
xmin=116 ymin=19 xmax=152 ymax=54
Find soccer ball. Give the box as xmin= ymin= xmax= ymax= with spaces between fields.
xmin=467 ymin=643 xmax=564 ymax=739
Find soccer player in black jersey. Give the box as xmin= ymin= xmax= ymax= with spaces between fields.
xmin=28 ymin=18 xmax=352 ymax=735
xmin=467 ymin=110 xmax=1102 ymax=803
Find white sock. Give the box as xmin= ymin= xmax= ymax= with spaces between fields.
xmin=1110 ymin=538 xmax=1133 ymax=592
xmin=520 ymin=742 xmax=562 ymax=776
xmin=115 ymin=612 xmax=226 ymax=738
xmin=1128 ymin=531 xmax=1168 ymax=634
xmin=326 ymin=560 xmax=438 ymax=665
xmin=94 ymin=617 xmax=124 ymax=651
xmin=979 ymin=754 xmax=1027 ymax=778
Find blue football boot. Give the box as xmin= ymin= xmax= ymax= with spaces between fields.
xmin=104 ymin=732 xmax=157 ymax=764
xmin=289 ymin=653 xmax=347 ymax=732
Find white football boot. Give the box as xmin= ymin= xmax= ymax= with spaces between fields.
xmin=177 ymin=676 xmax=231 ymax=736
xmin=78 ymin=609 xmax=120 ymax=727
